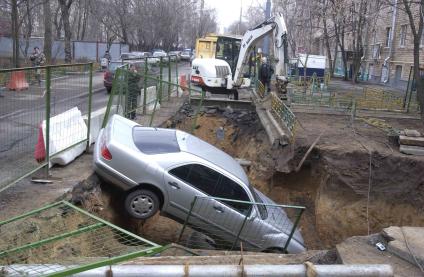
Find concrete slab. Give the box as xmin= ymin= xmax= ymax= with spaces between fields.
xmin=399 ymin=145 xmax=424 ymax=156
xmin=382 ymin=226 xmax=424 ymax=268
xmin=127 ymin=250 xmax=330 ymax=265
xmin=399 ymin=136 xmax=424 ymax=147
xmin=336 ymin=235 xmax=422 ymax=277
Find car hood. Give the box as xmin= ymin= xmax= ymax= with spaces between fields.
xmin=255 ymin=190 xmax=305 ymax=246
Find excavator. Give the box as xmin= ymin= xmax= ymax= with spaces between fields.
xmin=190 ymin=14 xmax=289 ymax=100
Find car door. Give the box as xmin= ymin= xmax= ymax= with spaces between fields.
xmin=204 ymin=174 xmax=259 ymax=249
xmin=163 ymin=163 xmax=219 ymax=221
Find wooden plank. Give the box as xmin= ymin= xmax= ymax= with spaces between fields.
xmin=399 ymin=135 xmax=424 ymax=147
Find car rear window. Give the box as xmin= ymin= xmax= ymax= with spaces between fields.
xmin=133 ymin=127 xmax=180 ymax=154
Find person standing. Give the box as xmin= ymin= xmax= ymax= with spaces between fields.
xmin=101 ymin=50 xmax=112 ymax=69
xmin=127 ymin=64 xmax=140 ymax=120
xmin=259 ymin=57 xmax=274 ymax=93
xmin=30 ymin=47 xmax=46 ymax=84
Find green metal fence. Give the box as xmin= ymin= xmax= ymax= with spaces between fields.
xmin=271 ymin=92 xmax=297 ymax=136
xmin=102 ymin=56 xmax=203 ymax=129
xmin=0 ymin=200 xmax=162 ymax=276
xmin=288 ymin=86 xmax=420 ymax=114
xmin=0 ymin=63 xmax=93 ymax=193
xmin=177 ymin=196 xmax=305 ymax=253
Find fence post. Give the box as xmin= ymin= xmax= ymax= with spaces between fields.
xmin=86 ymin=63 xmax=93 ymax=151
xmin=168 ymin=56 xmax=171 ymax=99
xmin=149 ymin=80 xmax=159 ymax=127
xmin=230 ymin=206 xmax=251 ymax=251
xmin=192 ymin=88 xmax=204 ymax=133
xmin=175 ymin=57 xmax=179 ymax=97
xmin=159 ymin=57 xmax=163 ymax=103
xmin=282 ymin=208 xmax=304 ymax=253
xmin=188 ymin=73 xmax=192 ymax=101
xmin=177 ymin=197 xmax=198 ymax=243
xmin=45 ymin=66 xmax=51 ymax=177
xmin=143 ymin=58 xmax=148 ymax=115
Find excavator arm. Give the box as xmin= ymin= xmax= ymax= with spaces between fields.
xmin=228 ymin=15 xmax=289 ymax=90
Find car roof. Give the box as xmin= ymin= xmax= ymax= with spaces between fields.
xmin=176 ymin=130 xmax=249 ymax=185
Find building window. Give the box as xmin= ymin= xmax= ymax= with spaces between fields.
xmin=372 ymin=44 xmax=381 ymax=59
xmin=385 ymin=27 xmax=391 ymax=47
xmin=400 ymin=25 xmax=407 ymax=47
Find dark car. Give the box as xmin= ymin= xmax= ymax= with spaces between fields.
xmin=104 ymin=61 xmax=124 ymax=93
xmin=103 ymin=60 xmax=144 ymax=93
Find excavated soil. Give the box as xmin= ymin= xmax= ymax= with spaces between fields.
xmin=74 ymin=104 xmax=424 ymax=251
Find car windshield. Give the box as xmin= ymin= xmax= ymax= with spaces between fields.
xmin=133 ymin=127 xmax=180 ymax=154
xmin=248 ymin=186 xmax=268 ymax=220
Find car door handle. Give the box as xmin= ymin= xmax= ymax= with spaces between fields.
xmin=168 ymin=181 xmax=180 ymax=189
xmin=213 ymin=206 xmax=224 ymax=213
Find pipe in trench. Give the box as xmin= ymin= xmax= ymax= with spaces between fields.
xmin=5 ymin=264 xmax=394 ymax=277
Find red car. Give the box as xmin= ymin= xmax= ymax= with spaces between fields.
xmin=103 ymin=61 xmax=123 ymax=94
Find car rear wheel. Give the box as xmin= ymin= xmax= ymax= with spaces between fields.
xmin=125 ymin=189 xmax=159 ymax=220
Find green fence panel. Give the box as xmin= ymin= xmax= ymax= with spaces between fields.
xmin=0 ymin=201 xmax=161 ymax=276
xmin=0 ymin=63 xmax=93 ymax=193
xmin=177 ymin=196 xmax=305 ymax=253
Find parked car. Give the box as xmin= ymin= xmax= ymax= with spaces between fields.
xmin=93 ymin=114 xmax=306 ymax=253
xmin=103 ymin=61 xmax=125 ymax=93
xmin=168 ymin=51 xmax=181 ymax=62
xmin=180 ymin=50 xmax=192 ymax=61
xmin=120 ymin=52 xmax=138 ymax=60
xmin=103 ymin=60 xmax=143 ymax=93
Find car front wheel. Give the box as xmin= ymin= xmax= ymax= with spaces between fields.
xmin=125 ymin=189 xmax=160 ymax=220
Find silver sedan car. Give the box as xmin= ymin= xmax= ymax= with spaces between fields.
xmin=93 ymin=114 xmax=305 ymax=253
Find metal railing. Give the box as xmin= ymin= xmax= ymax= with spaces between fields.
xmin=271 ymin=92 xmax=297 ymax=136
xmin=102 ymin=55 xmax=204 ymax=129
xmin=0 ymin=63 xmax=93 ymax=193
xmin=288 ymin=86 xmax=419 ymax=114
xmin=0 ymin=200 xmax=162 ymax=276
xmin=177 ymin=196 xmax=305 ymax=253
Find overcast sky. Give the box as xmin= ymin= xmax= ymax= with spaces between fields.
xmin=205 ymin=0 xmax=263 ymax=33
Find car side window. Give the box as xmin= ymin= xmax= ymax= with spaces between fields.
xmin=169 ymin=165 xmax=191 ymax=180
xmin=169 ymin=164 xmax=219 ymax=196
xmin=215 ymin=175 xmax=251 ymax=215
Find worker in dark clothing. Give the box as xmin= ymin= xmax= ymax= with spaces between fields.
xmin=127 ymin=64 xmax=140 ymax=120
xmin=259 ymin=57 xmax=274 ymax=93
xmin=30 ymin=47 xmax=46 ymax=84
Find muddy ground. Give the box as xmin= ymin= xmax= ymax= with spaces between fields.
xmin=72 ymin=103 xmax=424 ymax=252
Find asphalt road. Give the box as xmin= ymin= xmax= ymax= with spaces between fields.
xmin=0 ymin=62 xmax=191 ymax=190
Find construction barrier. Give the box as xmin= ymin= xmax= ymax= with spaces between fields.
xmin=179 ymin=74 xmax=188 ymax=91
xmin=6 ymin=70 xmax=29 ymax=91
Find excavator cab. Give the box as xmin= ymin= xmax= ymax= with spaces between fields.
xmin=215 ymin=36 xmax=241 ymax=77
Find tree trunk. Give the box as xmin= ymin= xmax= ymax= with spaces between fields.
xmin=58 ymin=0 xmax=73 ymax=63
xmin=44 ymin=0 xmax=53 ymax=63
xmin=322 ymin=15 xmax=333 ymax=76
xmin=413 ymin=44 xmax=424 ymax=114
xmin=11 ymin=0 xmax=19 ymax=67
xmin=23 ymin=0 xmax=33 ymax=60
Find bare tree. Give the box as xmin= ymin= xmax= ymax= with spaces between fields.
xmin=11 ymin=0 xmax=19 ymax=67
xmin=58 ymin=0 xmax=73 ymax=63
xmin=44 ymin=0 xmax=52 ymax=63
xmin=401 ymin=0 xmax=424 ymax=113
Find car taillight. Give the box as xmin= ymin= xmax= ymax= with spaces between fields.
xmin=191 ymin=76 xmax=204 ymax=85
xmin=101 ymin=142 xmax=112 ymax=160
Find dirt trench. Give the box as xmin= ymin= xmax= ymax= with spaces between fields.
xmin=75 ymin=105 xmax=424 ymax=251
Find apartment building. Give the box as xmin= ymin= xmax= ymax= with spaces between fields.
xmin=364 ymin=3 xmax=424 ymax=90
